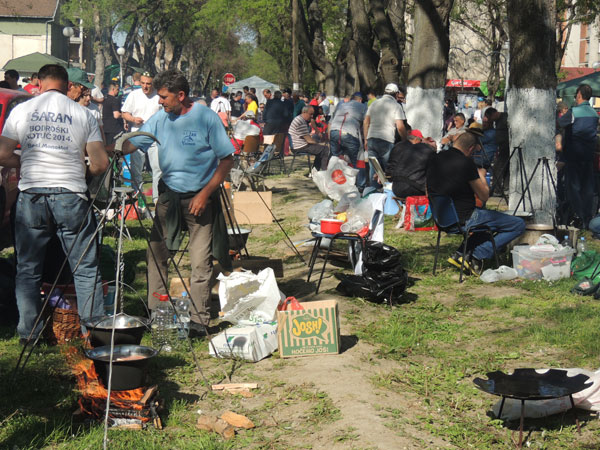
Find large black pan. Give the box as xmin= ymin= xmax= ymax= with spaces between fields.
xmin=84 ymin=344 xmax=157 ymax=391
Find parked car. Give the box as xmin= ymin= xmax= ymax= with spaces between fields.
xmin=0 ymin=88 xmax=32 ymax=249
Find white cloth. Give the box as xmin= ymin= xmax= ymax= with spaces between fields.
xmin=121 ymin=88 xmax=161 ymax=132
xmin=319 ymin=98 xmax=330 ymax=116
xmin=2 ymin=91 xmax=102 ymax=192
xmin=233 ymin=120 xmax=260 ymax=141
xmin=91 ymin=85 xmax=104 ymax=100
xmin=210 ymin=97 xmax=231 ymax=114
xmin=366 ymin=94 xmax=405 ymax=143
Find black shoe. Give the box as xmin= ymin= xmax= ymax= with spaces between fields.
xmin=188 ymin=322 xmax=208 ymax=338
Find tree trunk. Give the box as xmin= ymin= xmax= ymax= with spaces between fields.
xmin=507 ymin=0 xmax=556 ymax=223
xmin=405 ymin=0 xmax=454 ymax=142
xmin=292 ymin=0 xmax=300 ymax=88
xmin=369 ymin=0 xmax=403 ymax=89
xmin=349 ymin=0 xmax=378 ymax=92
xmin=92 ymin=7 xmax=105 ymax=86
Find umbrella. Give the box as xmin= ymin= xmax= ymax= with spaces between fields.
xmin=557 ymin=70 xmax=600 ymax=106
xmin=2 ymin=52 xmax=68 ymax=75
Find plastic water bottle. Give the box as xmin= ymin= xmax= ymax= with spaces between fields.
xmin=577 ymin=237 xmax=587 ymax=256
xmin=151 ymin=294 xmax=178 ymax=352
xmin=175 ymin=292 xmax=191 ymax=339
xmin=561 ymin=235 xmax=571 ymax=249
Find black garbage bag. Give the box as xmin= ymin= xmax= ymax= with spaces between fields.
xmin=336 ymin=241 xmax=408 ymax=304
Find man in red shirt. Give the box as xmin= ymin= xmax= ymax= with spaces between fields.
xmin=23 ymin=73 xmax=41 ymax=94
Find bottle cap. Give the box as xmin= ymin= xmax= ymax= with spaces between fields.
xmin=159 ymin=294 xmax=169 ymax=301
xmin=181 ymin=292 xmax=188 ymax=297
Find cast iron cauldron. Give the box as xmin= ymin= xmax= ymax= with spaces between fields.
xmin=83 ymin=313 xmax=149 ymax=348
xmin=84 ymin=344 xmax=157 ymax=391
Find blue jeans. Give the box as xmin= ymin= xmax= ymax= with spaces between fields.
xmin=330 ymin=130 xmax=366 ymax=188
xmin=14 ymin=189 xmax=104 ymax=338
xmin=565 ymin=161 xmax=595 ymax=227
xmin=367 ymin=137 xmax=394 ymax=188
xmin=464 ymin=208 xmax=526 ymax=260
xmin=590 ymin=215 xmax=600 ymax=238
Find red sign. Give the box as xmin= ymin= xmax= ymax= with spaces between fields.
xmin=223 ymin=73 xmax=236 ymax=86
xmin=445 ymin=79 xmax=481 ymax=88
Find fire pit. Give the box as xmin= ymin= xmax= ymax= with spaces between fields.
xmin=66 ymin=347 xmax=162 ymax=429
xmin=474 ymin=368 xmax=592 ymax=448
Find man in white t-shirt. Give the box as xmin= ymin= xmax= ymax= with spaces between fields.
xmin=363 ymin=83 xmax=407 ymax=189
xmin=0 ymin=64 xmax=109 ymax=343
xmin=210 ymin=90 xmax=231 ymax=127
xmin=122 ymin=71 xmax=162 ymax=203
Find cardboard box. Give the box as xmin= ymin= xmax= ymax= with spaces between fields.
xmin=233 ymin=191 xmax=272 ymax=225
xmin=277 ymin=300 xmax=340 ymax=358
xmin=209 ymin=321 xmax=278 ymax=362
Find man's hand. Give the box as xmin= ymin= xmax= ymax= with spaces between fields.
xmin=133 ymin=117 xmax=144 ymax=126
xmin=189 ymin=190 xmax=209 ymax=216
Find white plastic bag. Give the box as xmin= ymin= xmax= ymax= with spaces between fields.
xmin=308 ymin=199 xmax=334 ymax=222
xmin=217 ymin=268 xmax=284 ymax=324
xmin=311 ymin=156 xmax=359 ymax=201
xmin=480 ymin=265 xmax=518 ymax=283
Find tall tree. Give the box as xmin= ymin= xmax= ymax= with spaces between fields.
xmin=507 ymin=0 xmax=557 ymax=223
xmin=405 ymin=0 xmax=455 ymax=142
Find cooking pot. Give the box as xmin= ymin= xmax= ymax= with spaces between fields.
xmin=320 ymin=218 xmax=344 ymax=234
xmin=227 ymin=227 xmax=251 ymax=250
xmin=83 ymin=313 xmax=149 ymax=348
xmin=84 ymin=344 xmax=157 ymax=391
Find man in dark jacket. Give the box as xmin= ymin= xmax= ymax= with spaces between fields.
xmin=263 ymin=90 xmax=287 ymax=135
xmin=557 ymin=83 xmax=599 ymax=228
xmin=386 ymin=129 xmax=436 ymax=198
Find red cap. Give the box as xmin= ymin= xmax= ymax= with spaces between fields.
xmin=159 ymin=295 xmax=169 ymax=301
xmin=409 ymin=129 xmax=424 ymax=139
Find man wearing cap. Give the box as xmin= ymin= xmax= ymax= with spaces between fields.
xmin=328 ymin=92 xmax=367 ymax=186
xmin=102 ymin=83 xmax=124 ymax=146
xmin=0 ymin=64 xmax=109 ymax=343
xmin=426 ymin=131 xmax=525 ymax=276
xmin=363 ymin=83 xmax=407 ymax=189
xmin=122 ymin=71 xmax=162 ymax=203
xmin=66 ymin=67 xmax=95 ymax=101
xmin=386 ymin=129 xmax=436 ymax=198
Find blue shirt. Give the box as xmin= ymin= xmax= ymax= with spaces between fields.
xmin=129 ymin=102 xmax=234 ymax=193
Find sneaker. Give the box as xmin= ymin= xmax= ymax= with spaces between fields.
xmin=447 ymin=252 xmax=464 ymax=271
xmin=460 ymin=256 xmax=483 ymax=276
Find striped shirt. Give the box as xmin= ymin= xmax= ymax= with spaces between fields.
xmin=289 ymin=114 xmax=310 ymax=150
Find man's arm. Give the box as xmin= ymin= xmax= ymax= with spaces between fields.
xmin=188 ymin=155 xmax=234 ymax=216
xmin=0 ymin=136 xmax=20 ymax=168
xmin=469 ymin=173 xmax=490 ymax=203
xmin=302 ymin=133 xmax=319 ymax=145
xmin=122 ymin=111 xmax=144 ymax=126
xmin=86 ymin=141 xmax=110 ymax=175
xmin=363 ymin=115 xmax=370 ymax=149
xmin=395 ymin=119 xmax=407 ymax=141
xmin=557 ymin=109 xmax=573 ymax=128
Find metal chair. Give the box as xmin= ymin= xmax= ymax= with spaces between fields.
xmin=288 ymin=134 xmax=313 ymax=174
xmin=429 ymin=193 xmax=499 ymax=282
xmin=263 ymin=133 xmax=286 ymax=174
xmin=307 ymin=210 xmax=382 ymax=294
xmin=230 ymin=143 xmax=278 ymax=191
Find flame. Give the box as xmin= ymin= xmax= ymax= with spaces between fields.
xmin=64 ymin=346 xmax=149 ymax=420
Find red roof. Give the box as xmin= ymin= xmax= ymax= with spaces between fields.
xmin=559 ymin=67 xmax=596 ymax=82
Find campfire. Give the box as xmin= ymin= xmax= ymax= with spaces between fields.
xmin=64 ymin=347 xmax=162 ymax=429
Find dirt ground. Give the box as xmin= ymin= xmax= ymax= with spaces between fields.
xmin=202 ymin=173 xmax=457 ymax=449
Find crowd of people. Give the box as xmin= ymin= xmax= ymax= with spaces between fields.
xmin=0 ymin=64 xmax=598 ymax=343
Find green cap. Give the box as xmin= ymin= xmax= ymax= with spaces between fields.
xmin=67 ymin=67 xmax=94 ymax=89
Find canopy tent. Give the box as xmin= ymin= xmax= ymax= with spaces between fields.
xmin=557 ymin=71 xmax=600 ymax=107
xmin=224 ymin=75 xmax=280 ymax=105
xmin=2 ymin=52 xmax=68 ymax=76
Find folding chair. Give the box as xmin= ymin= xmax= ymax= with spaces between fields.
xmin=264 ymin=133 xmax=286 ymax=174
xmin=288 ymin=134 xmax=313 ymax=174
xmin=429 ymin=193 xmax=499 ymax=282
xmin=307 ymin=210 xmax=382 ymax=294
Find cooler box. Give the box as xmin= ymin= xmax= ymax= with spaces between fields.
xmin=511 ymin=245 xmax=575 ymax=281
